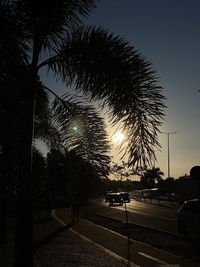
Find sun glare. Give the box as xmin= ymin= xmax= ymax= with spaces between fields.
xmin=113 ymin=132 xmax=125 ymax=144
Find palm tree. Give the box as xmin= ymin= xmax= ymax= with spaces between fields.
xmin=34 ymin=82 xmax=62 ymax=147
xmin=49 ymin=94 xmax=111 ymax=218
xmin=51 ymin=94 xmax=111 ymax=176
xmin=140 ymin=167 xmax=164 ymax=189
xmin=34 ymin=83 xmax=111 ymax=220
xmin=0 ymin=1 xmax=166 ymax=266
xmin=32 ymin=147 xmax=47 ymax=201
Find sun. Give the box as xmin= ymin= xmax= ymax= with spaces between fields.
xmin=113 ymin=132 xmax=125 ymax=144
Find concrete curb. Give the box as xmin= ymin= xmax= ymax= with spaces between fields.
xmin=53 ymin=214 xmax=137 ymax=267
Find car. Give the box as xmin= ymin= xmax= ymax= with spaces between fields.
xmin=120 ymin=192 xmax=131 ymax=203
xmin=105 ymin=192 xmax=112 ymax=202
xmin=106 ymin=192 xmax=123 ymax=206
xmin=177 ymin=198 xmax=200 ymax=240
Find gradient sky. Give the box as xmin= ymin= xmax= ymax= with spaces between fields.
xmin=83 ymin=0 xmax=200 ymax=179
xmin=39 ymin=0 xmax=200 ymax=179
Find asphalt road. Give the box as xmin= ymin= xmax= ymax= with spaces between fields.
xmin=92 ymin=198 xmax=179 ymax=234
xmin=56 ymin=208 xmax=200 ymax=267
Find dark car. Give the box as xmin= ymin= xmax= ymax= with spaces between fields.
xmin=105 ymin=192 xmax=112 ymax=202
xmin=106 ymin=192 xmax=123 ymax=206
xmin=177 ymin=199 xmax=199 ymax=240
xmin=120 ymin=192 xmax=131 ymax=203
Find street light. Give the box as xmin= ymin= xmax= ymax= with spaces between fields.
xmin=161 ymin=131 xmax=177 ymax=178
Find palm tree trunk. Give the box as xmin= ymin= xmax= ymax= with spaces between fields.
xmin=14 ymin=76 xmax=36 ymax=267
xmin=0 ymin=195 xmax=7 ymax=245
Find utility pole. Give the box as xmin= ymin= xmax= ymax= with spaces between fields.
xmin=161 ymin=131 xmax=176 ymax=178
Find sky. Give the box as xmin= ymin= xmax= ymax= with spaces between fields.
xmin=39 ymin=0 xmax=200 ymax=179
xmin=83 ymin=0 xmax=200 ymax=179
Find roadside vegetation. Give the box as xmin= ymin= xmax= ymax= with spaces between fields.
xmin=0 ymin=1 xmax=166 ymax=266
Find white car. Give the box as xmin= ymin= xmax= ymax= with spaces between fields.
xmin=177 ymin=199 xmax=200 ymax=240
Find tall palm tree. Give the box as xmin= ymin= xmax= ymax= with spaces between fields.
xmin=50 ymin=94 xmax=111 ymax=218
xmin=34 ymin=82 xmax=62 ymax=148
xmin=0 ymin=1 xmax=166 ymax=266
xmin=140 ymin=167 xmax=164 ymax=189
xmin=51 ymin=94 xmax=111 ymax=176
xmin=33 ymin=82 xmax=112 ymax=222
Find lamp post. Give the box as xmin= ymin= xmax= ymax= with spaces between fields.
xmin=161 ymin=131 xmax=176 ymax=178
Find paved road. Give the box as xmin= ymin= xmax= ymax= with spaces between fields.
xmin=93 ymin=198 xmax=179 ymax=234
xmin=56 ymin=208 xmax=200 ymax=267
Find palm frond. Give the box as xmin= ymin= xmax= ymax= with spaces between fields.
xmin=13 ymin=0 xmax=97 ymax=53
xmin=34 ymin=83 xmax=62 ymax=149
xmin=49 ymin=26 xmax=166 ymax=169
xmin=52 ymin=95 xmax=111 ymax=178
xmin=0 ymin=1 xmax=30 ymax=72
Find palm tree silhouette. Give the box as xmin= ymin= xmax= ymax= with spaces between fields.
xmin=1 ymin=1 xmax=166 ymax=266
xmin=140 ymin=167 xmax=164 ymax=189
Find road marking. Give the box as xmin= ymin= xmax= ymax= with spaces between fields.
xmin=54 ymin=215 xmax=140 ymax=267
xmin=71 ymin=228 xmax=140 ymax=267
xmin=138 ymin=252 xmax=180 ymax=267
xmin=53 ymin=214 xmax=67 ymax=226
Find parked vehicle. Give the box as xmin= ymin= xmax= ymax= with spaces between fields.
xmin=120 ymin=192 xmax=131 ymax=203
xmin=106 ymin=192 xmax=123 ymax=206
xmin=105 ymin=192 xmax=112 ymax=202
xmin=177 ymin=199 xmax=200 ymax=240
xmin=176 ymin=176 xmax=198 ymax=205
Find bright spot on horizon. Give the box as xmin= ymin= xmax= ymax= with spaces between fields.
xmin=113 ymin=132 xmax=125 ymax=144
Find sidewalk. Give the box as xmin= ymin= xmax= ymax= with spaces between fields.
xmin=0 ymin=210 xmax=127 ymax=267
xmin=34 ymin=209 xmax=127 ymax=267
xmin=1 ymin=208 xmax=200 ymax=267
xmin=56 ymin=208 xmax=200 ymax=267
xmin=34 ymin=221 xmax=127 ymax=267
